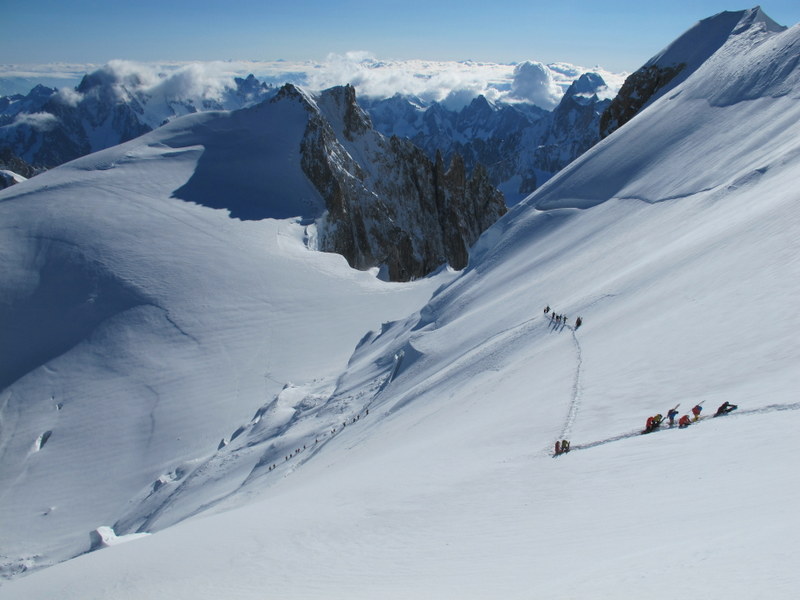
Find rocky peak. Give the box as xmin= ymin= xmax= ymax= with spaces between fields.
xmin=298 ymin=86 xmax=506 ymax=281
xmin=563 ymin=73 xmax=607 ymax=105
xmin=271 ymin=83 xmax=318 ymax=113
xmin=317 ymin=84 xmax=372 ymax=141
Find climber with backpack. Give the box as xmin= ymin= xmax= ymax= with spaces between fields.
xmin=714 ymin=401 xmax=738 ymax=417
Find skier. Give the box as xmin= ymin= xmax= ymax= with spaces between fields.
xmin=691 ymin=404 xmax=703 ymax=421
xmin=714 ymin=401 xmax=738 ymax=417
xmin=554 ymin=440 xmax=562 ymax=456
xmin=575 ymin=316 xmax=582 ymax=329
xmin=678 ymin=414 xmax=692 ymax=428
xmin=544 ymin=305 xmax=550 ymax=314
xmin=561 ymin=440 xmax=571 ymax=453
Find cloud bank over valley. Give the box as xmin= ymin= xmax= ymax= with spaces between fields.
xmin=1 ymin=55 xmax=626 ymax=110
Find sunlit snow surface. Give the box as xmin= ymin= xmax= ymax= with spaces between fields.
xmin=2 ymin=9 xmax=800 ymax=599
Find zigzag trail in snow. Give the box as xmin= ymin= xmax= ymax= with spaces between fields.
xmin=553 ymin=293 xmax=616 ymax=443
xmin=568 ymin=402 xmax=800 ymax=453
xmin=558 ymin=324 xmax=582 ymax=441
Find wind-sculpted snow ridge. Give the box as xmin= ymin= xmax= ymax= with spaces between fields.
xmin=600 ymin=7 xmax=788 ymax=138
xmin=533 ymin=11 xmax=800 ymax=211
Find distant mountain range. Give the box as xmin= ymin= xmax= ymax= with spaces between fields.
xmin=1 ymin=66 xmax=612 ymax=204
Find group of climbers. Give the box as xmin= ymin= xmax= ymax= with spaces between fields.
xmin=554 ymin=439 xmax=571 ymax=456
xmin=554 ymin=398 xmax=741 ymax=455
xmin=544 ymin=306 xmax=582 ymax=330
xmin=644 ymin=401 xmax=738 ymax=433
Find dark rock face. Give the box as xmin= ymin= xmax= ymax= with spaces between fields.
xmin=292 ymin=84 xmax=507 ymax=281
xmin=599 ymin=64 xmax=685 ymax=139
xmin=0 ymin=147 xmax=38 ymax=178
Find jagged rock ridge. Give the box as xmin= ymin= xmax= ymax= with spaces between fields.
xmin=283 ymin=84 xmax=506 ymax=281
xmin=361 ymin=72 xmax=611 ymax=204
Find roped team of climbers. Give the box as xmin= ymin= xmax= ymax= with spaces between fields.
xmin=544 ymin=305 xmax=582 ymax=329
xmin=643 ymin=401 xmax=738 ymax=434
xmin=556 ymin=401 xmax=740 ymax=455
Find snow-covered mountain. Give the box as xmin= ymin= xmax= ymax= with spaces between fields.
xmin=600 ymin=6 xmax=786 ymax=137
xmin=1 ymin=61 xmax=614 ymax=206
xmin=2 ymin=6 xmax=799 ymax=598
xmin=0 ymin=66 xmax=275 ymax=169
xmin=362 ymin=71 xmax=611 ymax=205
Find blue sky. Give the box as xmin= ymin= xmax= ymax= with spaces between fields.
xmin=3 ymin=1 xmax=799 ymax=72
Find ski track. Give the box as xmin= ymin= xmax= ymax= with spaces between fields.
xmin=558 ymin=324 xmax=582 ymax=441
xmin=566 ymin=402 xmax=800 ymax=453
xmin=551 ymin=292 xmax=616 ymax=450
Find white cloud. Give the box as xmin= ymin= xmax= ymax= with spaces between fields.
xmin=147 ymin=63 xmax=236 ymax=102
xmin=507 ymin=61 xmax=562 ymax=110
xmin=56 ymin=87 xmax=83 ymax=107
xmin=1 ymin=58 xmax=627 ymax=112
xmin=11 ymin=112 xmax=59 ymax=131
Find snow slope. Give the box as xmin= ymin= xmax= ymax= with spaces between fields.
xmin=3 ymin=7 xmax=800 ymax=599
xmin=0 ymin=100 xmax=453 ymax=575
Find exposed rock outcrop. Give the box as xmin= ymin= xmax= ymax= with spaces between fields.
xmin=599 ymin=64 xmax=684 ymax=139
xmin=0 ymin=147 xmax=37 ymax=188
xmin=289 ymin=84 xmax=506 ymax=281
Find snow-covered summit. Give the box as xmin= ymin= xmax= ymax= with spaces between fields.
xmin=600 ymin=6 xmax=793 ymax=135
xmin=647 ymin=6 xmax=784 ymax=74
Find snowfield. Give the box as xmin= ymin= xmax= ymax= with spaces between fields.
xmin=1 ymin=7 xmax=799 ymax=599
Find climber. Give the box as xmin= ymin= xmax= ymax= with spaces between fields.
xmin=691 ymin=404 xmax=703 ymax=421
xmin=667 ymin=406 xmax=680 ymax=426
xmin=644 ymin=416 xmax=655 ymax=433
xmin=678 ymin=414 xmax=691 ymax=428
xmin=714 ymin=401 xmax=738 ymax=417
xmin=644 ymin=414 xmax=663 ymax=434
